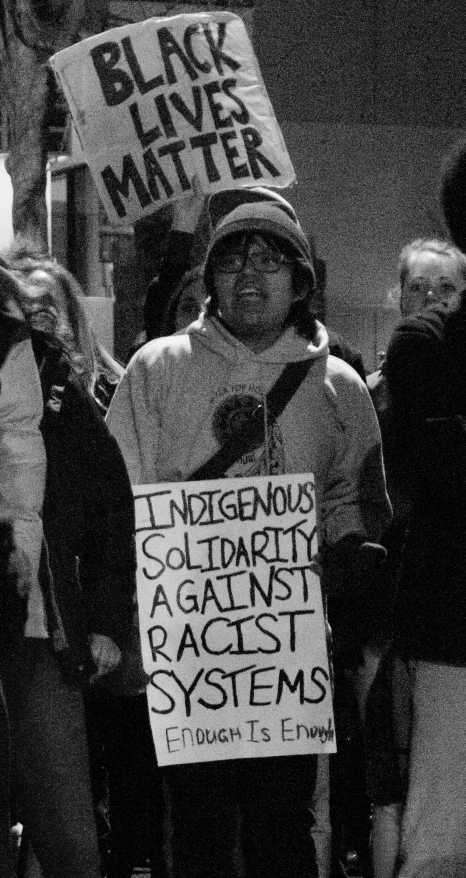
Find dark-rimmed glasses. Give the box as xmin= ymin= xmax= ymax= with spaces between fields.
xmin=212 ymin=248 xmax=293 ymax=274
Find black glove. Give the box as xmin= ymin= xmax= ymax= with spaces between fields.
xmin=321 ymin=534 xmax=387 ymax=597
xmin=0 ymin=520 xmax=28 ymax=660
xmin=322 ymin=535 xmax=387 ymax=665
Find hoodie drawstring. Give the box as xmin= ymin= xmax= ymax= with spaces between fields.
xmin=262 ymin=366 xmax=271 ymax=474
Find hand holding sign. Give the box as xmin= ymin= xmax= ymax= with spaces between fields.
xmin=172 ymin=174 xmax=205 ymax=232
xmin=50 ymin=12 xmax=296 ymax=226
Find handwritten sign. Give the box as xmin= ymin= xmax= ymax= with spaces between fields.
xmin=134 ymin=474 xmax=335 ymax=766
xmin=49 ymin=12 xmax=296 ymax=225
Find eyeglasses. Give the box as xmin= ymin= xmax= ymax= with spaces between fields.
xmin=405 ymin=280 xmax=462 ymax=301
xmin=212 ymin=248 xmax=293 ymax=274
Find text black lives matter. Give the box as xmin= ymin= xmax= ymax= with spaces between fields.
xmin=90 ymin=21 xmax=281 ymax=217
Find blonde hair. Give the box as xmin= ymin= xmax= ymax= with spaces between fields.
xmin=399 ymin=238 xmax=466 ymax=290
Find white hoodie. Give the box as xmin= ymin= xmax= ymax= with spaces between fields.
xmin=0 ymin=337 xmax=47 ymax=636
xmin=107 ymin=315 xmax=390 ymax=548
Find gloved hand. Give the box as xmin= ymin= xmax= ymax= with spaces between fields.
xmin=0 ymin=520 xmax=28 ymax=658
xmin=321 ymin=534 xmax=387 ymax=596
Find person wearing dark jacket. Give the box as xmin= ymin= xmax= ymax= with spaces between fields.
xmin=0 ymin=522 xmax=18 ymax=878
xmin=0 ymin=265 xmax=136 ymax=878
xmin=385 ymin=242 xmax=466 ymax=877
xmin=0 ymin=270 xmax=31 ymax=878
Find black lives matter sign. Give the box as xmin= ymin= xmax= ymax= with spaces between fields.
xmin=134 ymin=474 xmax=335 ymax=766
xmin=50 ymin=12 xmax=296 ymax=225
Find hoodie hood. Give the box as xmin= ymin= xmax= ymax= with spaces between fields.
xmin=185 ymin=311 xmax=329 ymax=366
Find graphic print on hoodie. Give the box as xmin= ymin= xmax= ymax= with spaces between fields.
xmin=211 ymin=383 xmax=286 ymax=477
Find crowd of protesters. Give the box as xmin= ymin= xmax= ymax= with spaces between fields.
xmin=2 ymin=134 xmax=466 ymax=878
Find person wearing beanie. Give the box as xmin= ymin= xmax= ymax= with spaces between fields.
xmin=107 ymin=200 xmax=391 ymax=878
xmin=141 ymin=182 xmax=299 ymax=344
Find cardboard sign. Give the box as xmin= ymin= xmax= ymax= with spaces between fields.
xmin=49 ymin=12 xmax=296 ymax=225
xmin=134 ymin=474 xmax=335 ymax=766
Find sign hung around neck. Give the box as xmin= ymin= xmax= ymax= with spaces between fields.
xmin=134 ymin=473 xmax=335 ymax=767
xmin=50 ymin=12 xmax=296 ymax=225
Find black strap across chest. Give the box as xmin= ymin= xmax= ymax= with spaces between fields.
xmin=187 ymin=358 xmax=314 ymax=481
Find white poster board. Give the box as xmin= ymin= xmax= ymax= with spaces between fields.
xmin=134 ymin=474 xmax=335 ymax=766
xmin=49 ymin=12 xmax=296 ymax=225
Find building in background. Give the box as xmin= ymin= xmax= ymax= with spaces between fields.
xmin=2 ymin=0 xmax=464 ymax=366
xmin=254 ymin=0 xmax=466 ymax=367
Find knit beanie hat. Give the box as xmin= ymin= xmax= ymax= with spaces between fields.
xmin=204 ymin=202 xmax=316 ymax=295
xmin=208 ymin=187 xmax=300 ymax=229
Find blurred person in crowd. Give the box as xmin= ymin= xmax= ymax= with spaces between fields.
xmin=4 ymin=241 xmax=128 ymax=872
xmin=0 ymin=268 xmax=38 ymax=878
xmin=0 ymin=266 xmax=46 ymax=664
xmin=4 ymin=239 xmax=124 ymax=413
xmin=367 ymin=235 xmax=465 ymax=410
xmin=368 ymin=238 xmax=466 ymax=629
xmin=368 ymin=137 xmax=466 ymax=878
xmin=363 ymin=238 xmax=466 ymax=878
xmin=107 ymin=199 xmax=391 ymax=878
xmin=0 ymin=262 xmax=136 ymax=878
xmin=160 ymin=265 xmax=206 ymax=336
xmin=142 ymin=176 xmax=207 ymax=343
xmin=374 ymin=238 xmax=466 ymax=878
xmin=365 ymin=238 xmax=466 ymax=674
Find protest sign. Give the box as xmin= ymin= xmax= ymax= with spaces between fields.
xmin=134 ymin=473 xmax=335 ymax=767
xmin=49 ymin=12 xmax=296 ymax=225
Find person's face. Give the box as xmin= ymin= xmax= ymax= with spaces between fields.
xmin=174 ymin=276 xmax=205 ymax=331
xmin=401 ymin=251 xmax=466 ymax=316
xmin=28 ymin=269 xmax=70 ymax=324
xmin=212 ymin=234 xmax=297 ymax=353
